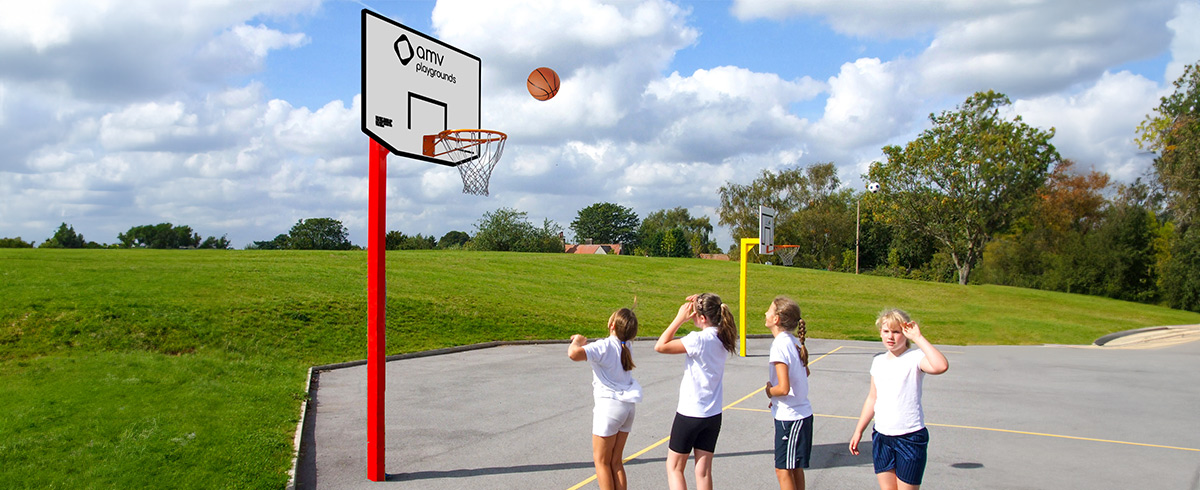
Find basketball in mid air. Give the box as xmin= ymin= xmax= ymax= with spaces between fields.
xmin=527 ymin=67 xmax=560 ymax=101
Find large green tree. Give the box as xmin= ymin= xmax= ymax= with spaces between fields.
xmin=636 ymin=207 xmax=718 ymax=257
xmin=569 ymin=202 xmax=639 ymax=247
xmin=1137 ymin=61 xmax=1200 ymax=226
xmin=976 ymin=160 xmax=1111 ymax=288
xmin=471 ymin=208 xmax=563 ymax=253
xmin=866 ymin=90 xmax=1060 ymax=284
xmin=718 ymin=162 xmax=851 ymax=266
xmin=40 ymin=223 xmax=87 ymax=248
xmin=288 ymin=218 xmax=352 ymax=250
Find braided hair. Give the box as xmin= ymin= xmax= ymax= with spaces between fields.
xmin=772 ymin=296 xmax=809 ymax=371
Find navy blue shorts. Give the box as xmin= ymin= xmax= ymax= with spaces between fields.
xmin=872 ymin=427 xmax=929 ymax=485
xmin=774 ymin=415 xmax=813 ymax=469
xmin=669 ymin=412 xmax=722 ymax=454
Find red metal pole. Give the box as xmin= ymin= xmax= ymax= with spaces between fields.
xmin=367 ymin=138 xmax=388 ymax=481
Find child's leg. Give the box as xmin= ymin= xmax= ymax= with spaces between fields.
xmin=665 ymin=450 xmax=689 ymax=490
xmin=876 ymin=470 xmax=900 ymax=490
xmin=774 ymin=468 xmax=805 ymax=490
xmin=877 ymin=470 xmax=920 ymax=490
xmin=609 ymin=430 xmax=630 ymax=490
xmin=693 ymin=449 xmax=714 ymax=490
xmin=592 ymin=434 xmax=618 ymax=490
xmin=774 ymin=468 xmax=796 ymax=490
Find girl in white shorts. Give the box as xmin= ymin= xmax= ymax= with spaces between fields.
xmin=568 ymin=308 xmax=642 ymax=490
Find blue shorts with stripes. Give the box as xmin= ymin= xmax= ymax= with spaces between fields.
xmin=774 ymin=415 xmax=814 ymax=469
xmin=872 ymin=427 xmax=929 ymax=485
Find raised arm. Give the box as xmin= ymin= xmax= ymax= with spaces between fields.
xmin=903 ymin=321 xmax=949 ymax=375
xmin=567 ymin=334 xmax=588 ymax=362
xmin=849 ymin=377 xmax=877 ymax=456
xmin=655 ymin=298 xmax=695 ymax=355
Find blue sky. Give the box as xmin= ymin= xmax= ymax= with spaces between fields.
xmin=1 ymin=0 xmax=1197 ymax=249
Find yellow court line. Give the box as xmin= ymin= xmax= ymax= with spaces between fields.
xmin=565 ymin=436 xmax=672 ymax=490
xmin=722 ymin=412 xmax=1199 ymax=453
xmin=925 ymin=421 xmax=1200 ymax=452
xmin=565 ymin=345 xmax=846 ymax=489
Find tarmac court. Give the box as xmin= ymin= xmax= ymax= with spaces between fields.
xmin=296 ymin=330 xmax=1200 ymax=489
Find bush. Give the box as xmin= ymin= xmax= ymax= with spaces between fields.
xmin=0 ymin=237 xmax=34 ymax=248
xmin=471 ymin=208 xmax=564 ymax=253
xmin=1161 ymin=225 xmax=1200 ymax=312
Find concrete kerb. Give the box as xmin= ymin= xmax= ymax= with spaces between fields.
xmin=1091 ymin=324 xmax=1200 ymax=348
xmin=285 ymin=334 xmax=777 ymax=489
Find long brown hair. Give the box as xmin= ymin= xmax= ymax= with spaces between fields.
xmin=772 ymin=296 xmax=809 ymax=368
xmin=611 ymin=308 xmax=638 ymax=371
xmin=695 ymin=293 xmax=738 ymax=354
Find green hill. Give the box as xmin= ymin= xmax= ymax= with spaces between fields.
xmin=2 ymin=249 xmax=1197 ymax=487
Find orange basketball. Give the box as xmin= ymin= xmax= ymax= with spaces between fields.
xmin=527 ymin=67 xmax=560 ymax=101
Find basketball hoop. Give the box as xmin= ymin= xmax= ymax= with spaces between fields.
xmin=772 ymin=245 xmax=801 ymax=267
xmin=423 ymin=129 xmax=507 ymax=196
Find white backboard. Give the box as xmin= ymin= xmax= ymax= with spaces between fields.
xmin=362 ymin=9 xmax=480 ymax=166
xmin=758 ymin=205 xmax=775 ymax=254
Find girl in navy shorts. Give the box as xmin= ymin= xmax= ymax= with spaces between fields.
xmin=655 ymin=293 xmax=738 ymax=490
xmin=568 ymin=308 xmax=642 ymax=490
xmin=849 ymin=309 xmax=949 ymax=490
xmin=762 ymin=296 xmax=813 ymax=490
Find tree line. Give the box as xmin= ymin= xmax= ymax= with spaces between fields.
xmin=714 ymin=64 xmax=1200 ymax=313
xmin=5 ymin=63 xmax=1195 ymax=312
xmin=0 ymin=223 xmax=231 ymax=249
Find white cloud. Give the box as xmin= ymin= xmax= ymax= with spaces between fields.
xmin=810 ymin=58 xmax=914 ymax=149
xmin=732 ymin=0 xmax=1003 ymax=37
xmin=917 ymin=0 xmax=1175 ymax=97
xmin=1165 ymin=1 xmax=1200 ymax=81
xmin=732 ymin=0 xmax=1177 ymax=97
xmin=0 ymin=0 xmax=316 ymax=103
xmin=1013 ymin=71 xmax=1162 ymax=181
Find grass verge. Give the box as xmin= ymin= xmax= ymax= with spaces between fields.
xmin=1 ymin=249 xmax=1196 ymax=487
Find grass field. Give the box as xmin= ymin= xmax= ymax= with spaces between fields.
xmin=2 ymin=249 xmax=1197 ymax=488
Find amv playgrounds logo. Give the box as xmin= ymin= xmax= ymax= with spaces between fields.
xmin=394 ymin=34 xmax=457 ymax=84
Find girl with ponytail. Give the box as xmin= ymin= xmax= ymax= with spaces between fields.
xmin=568 ymin=308 xmax=642 ymax=490
xmin=762 ymin=296 xmax=814 ymax=490
xmin=654 ymin=293 xmax=737 ymax=490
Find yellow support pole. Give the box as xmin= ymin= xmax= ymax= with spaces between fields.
xmin=738 ymin=237 xmax=759 ymax=357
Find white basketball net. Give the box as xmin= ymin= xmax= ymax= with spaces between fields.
xmin=434 ymin=130 xmax=507 ymax=196
xmin=774 ymin=246 xmax=800 ymax=266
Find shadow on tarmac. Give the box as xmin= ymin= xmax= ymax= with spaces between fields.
xmin=386 ymin=444 xmax=870 ymax=482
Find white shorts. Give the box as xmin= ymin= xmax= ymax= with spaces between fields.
xmin=593 ymin=397 xmax=636 ymax=437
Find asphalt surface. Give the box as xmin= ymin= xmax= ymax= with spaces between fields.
xmin=296 ymin=331 xmax=1200 ymax=489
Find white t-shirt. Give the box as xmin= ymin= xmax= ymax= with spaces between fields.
xmin=584 ymin=336 xmax=642 ymax=403
xmin=768 ymin=332 xmax=812 ymax=421
xmin=870 ymin=348 xmax=926 ymax=435
xmin=676 ymin=327 xmax=726 ymax=418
